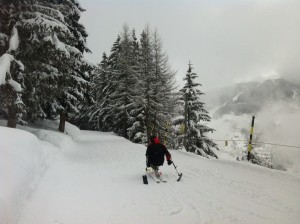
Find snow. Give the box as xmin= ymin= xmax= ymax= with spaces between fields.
xmin=65 ymin=45 xmax=81 ymax=55
xmin=8 ymin=27 xmax=19 ymax=52
xmin=0 ymin=53 xmax=23 ymax=91
xmin=21 ymin=12 xmax=70 ymax=35
xmin=82 ymin=57 xmax=96 ymax=67
xmin=44 ymin=33 xmax=81 ymax=58
xmin=232 ymin=91 xmax=243 ymax=102
xmin=52 ymin=34 xmax=70 ymax=58
xmin=7 ymin=79 xmax=22 ymax=92
xmin=0 ymin=126 xmax=59 ymax=224
xmin=14 ymin=60 xmax=24 ymax=72
xmin=0 ymin=120 xmax=299 ymax=224
xmin=0 ymin=54 xmax=14 ymax=85
xmin=33 ymin=4 xmax=65 ymax=23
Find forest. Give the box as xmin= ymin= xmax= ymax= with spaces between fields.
xmin=0 ymin=0 xmax=218 ymax=158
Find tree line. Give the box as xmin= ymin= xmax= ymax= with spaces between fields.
xmin=0 ymin=0 xmax=218 ymax=158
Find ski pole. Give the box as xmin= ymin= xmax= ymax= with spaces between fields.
xmin=172 ymin=161 xmax=183 ymax=181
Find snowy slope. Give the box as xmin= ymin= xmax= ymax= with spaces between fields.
xmin=1 ymin=123 xmax=300 ymax=224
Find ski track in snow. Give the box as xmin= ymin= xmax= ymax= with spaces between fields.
xmin=17 ymin=130 xmax=300 ymax=224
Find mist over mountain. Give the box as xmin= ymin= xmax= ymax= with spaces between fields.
xmin=204 ymin=78 xmax=300 ymax=118
xmin=205 ymin=78 xmax=300 ymax=172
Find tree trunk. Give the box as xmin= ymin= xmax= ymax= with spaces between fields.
xmin=7 ymin=105 xmax=17 ymax=128
xmin=183 ymin=95 xmax=188 ymax=150
xmin=59 ymin=111 xmax=67 ymax=132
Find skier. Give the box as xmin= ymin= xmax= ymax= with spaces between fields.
xmin=146 ymin=136 xmax=172 ymax=178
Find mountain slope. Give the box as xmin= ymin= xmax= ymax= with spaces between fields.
xmin=205 ymin=78 xmax=300 ymax=118
xmin=1 ymin=124 xmax=300 ymax=224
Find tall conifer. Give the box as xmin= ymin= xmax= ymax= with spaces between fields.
xmin=0 ymin=0 xmax=92 ymax=131
xmin=180 ymin=62 xmax=218 ymax=158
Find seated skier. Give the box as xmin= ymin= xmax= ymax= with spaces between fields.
xmin=146 ymin=136 xmax=172 ymax=177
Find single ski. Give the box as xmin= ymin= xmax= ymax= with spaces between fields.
xmin=158 ymin=177 xmax=167 ymax=183
xmin=154 ymin=172 xmax=168 ymax=183
xmin=148 ymin=173 xmax=160 ymax=183
xmin=154 ymin=171 xmax=168 ymax=183
xmin=142 ymin=175 xmax=148 ymax=184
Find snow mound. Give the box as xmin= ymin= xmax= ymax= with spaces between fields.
xmin=0 ymin=127 xmax=59 ymax=224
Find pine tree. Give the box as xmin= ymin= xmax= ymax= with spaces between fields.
xmin=124 ymin=26 xmax=177 ymax=144
xmin=138 ymin=25 xmax=155 ymax=141
xmin=180 ymin=62 xmax=218 ymax=158
xmin=127 ymin=29 xmax=145 ymax=142
xmin=0 ymin=0 xmax=92 ymax=131
xmin=151 ymin=29 xmax=176 ymax=144
xmin=110 ymin=25 xmax=139 ymax=138
xmin=76 ymin=35 xmax=121 ymax=132
xmin=0 ymin=1 xmax=25 ymax=127
xmin=87 ymin=52 xmax=114 ymax=131
xmin=79 ymin=24 xmax=176 ymax=145
xmin=135 ymin=26 xmax=177 ymax=144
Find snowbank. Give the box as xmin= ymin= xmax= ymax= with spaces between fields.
xmin=0 ymin=126 xmax=61 ymax=224
xmin=0 ymin=119 xmax=81 ymax=223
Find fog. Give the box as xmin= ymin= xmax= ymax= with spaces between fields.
xmin=209 ymin=101 xmax=300 ymax=175
xmin=79 ymin=0 xmax=300 ymax=90
xmin=257 ymin=102 xmax=300 ymax=173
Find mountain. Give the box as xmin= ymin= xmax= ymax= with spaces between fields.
xmin=204 ymin=78 xmax=300 ymax=118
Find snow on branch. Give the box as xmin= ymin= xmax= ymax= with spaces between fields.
xmin=32 ymin=4 xmax=65 ymax=23
xmin=52 ymin=33 xmax=70 ymax=57
xmin=0 ymin=54 xmax=13 ymax=85
xmin=65 ymin=44 xmax=81 ymax=55
xmin=8 ymin=79 xmax=22 ymax=92
xmin=70 ymin=75 xmax=88 ymax=84
xmin=0 ymin=53 xmax=22 ymax=92
xmin=43 ymin=33 xmax=83 ymax=58
xmin=21 ymin=12 xmax=70 ymax=36
xmin=8 ymin=26 xmax=20 ymax=52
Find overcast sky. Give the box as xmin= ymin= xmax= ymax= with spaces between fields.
xmin=79 ymin=0 xmax=300 ymax=91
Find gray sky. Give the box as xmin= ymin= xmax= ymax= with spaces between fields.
xmin=79 ymin=0 xmax=300 ymax=91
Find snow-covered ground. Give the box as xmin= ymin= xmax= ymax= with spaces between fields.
xmin=0 ymin=120 xmax=300 ymax=224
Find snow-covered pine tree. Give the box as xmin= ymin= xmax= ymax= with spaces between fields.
xmin=137 ymin=25 xmax=156 ymax=142
xmin=89 ymin=52 xmax=115 ymax=131
xmin=52 ymin=0 xmax=93 ymax=132
xmin=127 ymin=29 xmax=146 ymax=142
xmin=2 ymin=0 xmax=92 ymax=131
xmin=0 ymin=0 xmax=11 ymax=56
xmin=180 ymin=62 xmax=218 ymax=158
xmin=151 ymin=29 xmax=177 ymax=145
xmin=0 ymin=1 xmax=25 ymax=127
xmin=110 ymin=24 xmax=139 ymax=138
xmin=135 ymin=25 xmax=177 ymax=144
xmin=76 ymin=35 xmax=121 ymax=132
xmin=79 ymin=24 xmax=176 ymax=144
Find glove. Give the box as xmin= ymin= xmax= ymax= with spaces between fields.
xmin=167 ymin=160 xmax=173 ymax=165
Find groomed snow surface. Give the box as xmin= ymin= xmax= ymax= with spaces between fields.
xmin=0 ymin=121 xmax=300 ymax=224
